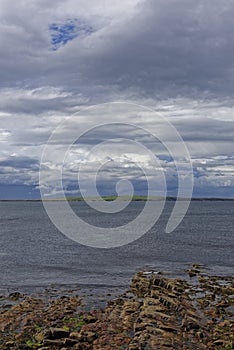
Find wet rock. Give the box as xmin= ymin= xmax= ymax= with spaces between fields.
xmin=212 ymin=339 xmax=225 ymax=346
xmin=81 ymin=330 xmax=97 ymax=343
xmin=64 ymin=338 xmax=79 ymax=346
xmin=5 ymin=340 xmax=15 ymax=347
xmin=48 ymin=327 xmax=70 ymax=339
xmin=43 ymin=339 xmax=66 ymax=347
xmin=8 ymin=292 xmax=23 ymax=301
xmin=188 ymin=269 xmax=197 ymax=277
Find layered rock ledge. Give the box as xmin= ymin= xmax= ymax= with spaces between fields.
xmin=0 ymin=265 xmax=233 ymax=349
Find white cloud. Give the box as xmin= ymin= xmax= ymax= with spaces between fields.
xmin=0 ymin=129 xmax=11 ymax=141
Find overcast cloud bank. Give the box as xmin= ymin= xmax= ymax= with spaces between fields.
xmin=0 ymin=0 xmax=233 ymax=199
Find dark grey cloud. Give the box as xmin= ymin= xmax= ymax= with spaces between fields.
xmin=83 ymin=0 xmax=234 ymax=97
xmin=175 ymin=118 xmax=234 ymax=143
xmin=1 ymin=0 xmax=234 ymax=97
xmin=0 ymin=156 xmax=39 ymax=170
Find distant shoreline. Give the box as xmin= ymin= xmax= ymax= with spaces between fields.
xmin=1 ymin=196 xmax=234 ymax=202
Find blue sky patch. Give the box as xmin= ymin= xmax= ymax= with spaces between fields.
xmin=49 ymin=18 xmax=94 ymax=50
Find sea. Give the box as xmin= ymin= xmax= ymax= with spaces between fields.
xmin=0 ymin=200 xmax=233 ymax=305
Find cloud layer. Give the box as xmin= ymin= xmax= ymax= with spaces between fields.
xmin=0 ymin=0 xmax=233 ymax=198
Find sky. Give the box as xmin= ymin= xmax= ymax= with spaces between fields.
xmin=0 ymin=0 xmax=234 ymax=199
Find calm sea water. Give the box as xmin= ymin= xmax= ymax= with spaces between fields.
xmin=0 ymin=201 xmax=233 ymax=296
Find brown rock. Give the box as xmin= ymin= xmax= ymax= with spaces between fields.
xmin=83 ymin=314 xmax=97 ymax=323
xmin=188 ymin=270 xmax=197 ymax=277
xmin=64 ymin=338 xmax=79 ymax=346
xmin=122 ymin=300 xmax=140 ymax=314
xmin=212 ymin=339 xmax=224 ymax=346
xmin=143 ymin=297 xmax=161 ymax=306
xmin=8 ymin=292 xmax=23 ymax=300
xmin=44 ymin=339 xmax=65 ymax=347
xmin=158 ymin=323 xmax=179 ymax=333
xmin=134 ymin=321 xmax=157 ymax=332
xmin=84 ymin=331 xmax=97 ymax=343
xmin=130 ymin=273 xmax=150 ymax=297
xmin=70 ymin=331 xmax=81 ymax=340
xmin=139 ymin=305 xmax=159 ymax=319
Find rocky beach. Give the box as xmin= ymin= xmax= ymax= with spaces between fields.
xmin=0 ymin=264 xmax=233 ymax=350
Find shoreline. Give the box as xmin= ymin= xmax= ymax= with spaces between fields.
xmin=0 ymin=264 xmax=233 ymax=350
xmin=1 ymin=197 xmax=234 ymax=202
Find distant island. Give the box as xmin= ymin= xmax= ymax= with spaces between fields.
xmin=1 ymin=196 xmax=234 ymax=201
